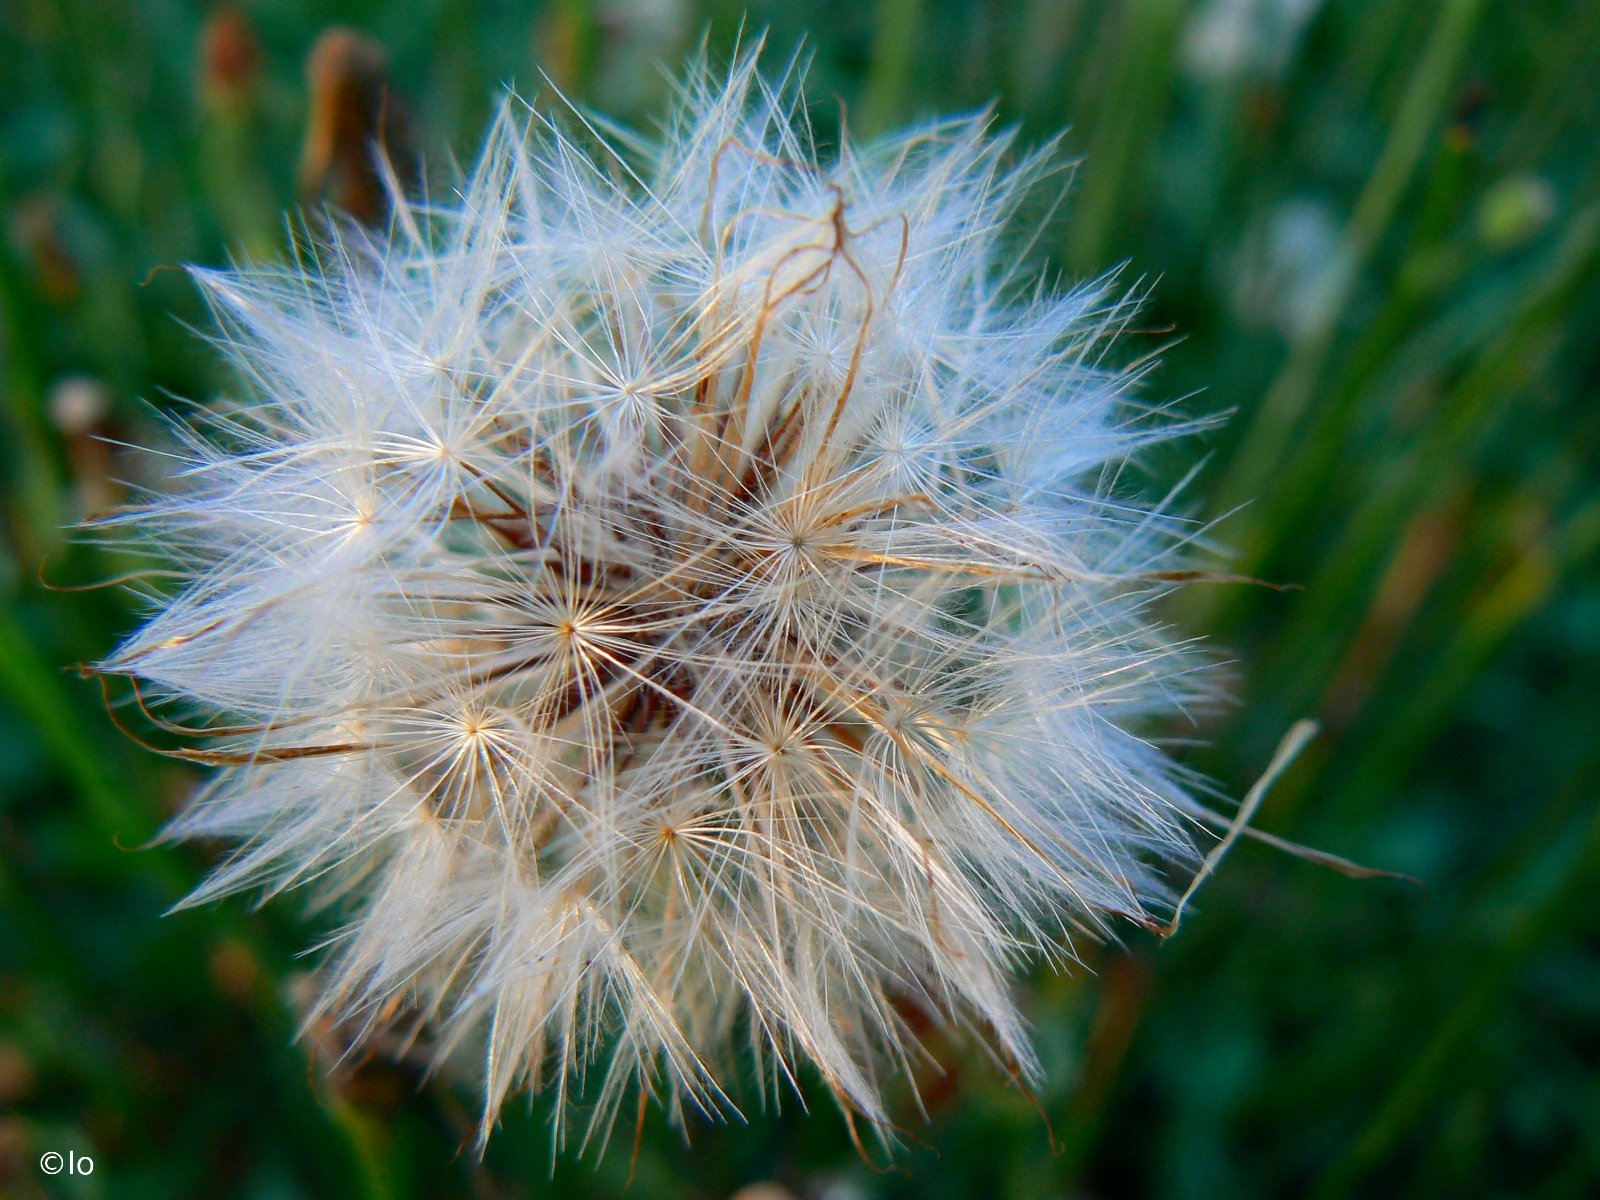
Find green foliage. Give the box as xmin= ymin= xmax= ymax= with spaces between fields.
xmin=2 ymin=1 xmax=1596 ymax=1196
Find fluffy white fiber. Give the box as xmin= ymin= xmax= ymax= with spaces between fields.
xmin=101 ymin=49 xmax=1218 ymax=1150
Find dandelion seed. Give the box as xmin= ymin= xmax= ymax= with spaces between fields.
xmin=102 ymin=48 xmax=1223 ymax=1151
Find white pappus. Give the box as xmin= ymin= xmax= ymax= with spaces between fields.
xmin=99 ymin=49 xmax=1223 ymax=1153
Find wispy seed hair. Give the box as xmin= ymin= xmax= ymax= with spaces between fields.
xmin=101 ymin=47 xmax=1219 ymax=1152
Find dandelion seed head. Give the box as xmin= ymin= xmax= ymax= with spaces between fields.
xmin=104 ymin=48 xmax=1219 ymax=1150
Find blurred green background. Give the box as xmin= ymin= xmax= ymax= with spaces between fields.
xmin=2 ymin=1 xmax=1597 ymax=1196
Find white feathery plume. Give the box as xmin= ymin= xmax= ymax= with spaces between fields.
xmin=100 ymin=48 xmax=1222 ymax=1150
